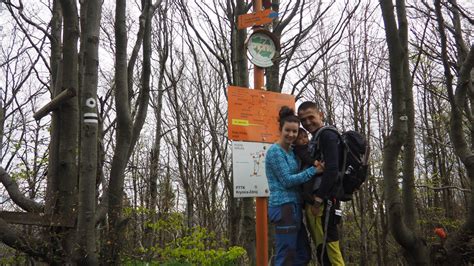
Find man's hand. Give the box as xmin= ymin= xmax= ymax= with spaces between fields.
xmin=314 ymin=160 xmax=325 ymax=172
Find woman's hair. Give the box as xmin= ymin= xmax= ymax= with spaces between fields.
xmin=278 ymin=106 xmax=299 ymax=130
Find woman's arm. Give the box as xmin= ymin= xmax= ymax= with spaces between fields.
xmin=267 ymin=148 xmax=318 ymax=188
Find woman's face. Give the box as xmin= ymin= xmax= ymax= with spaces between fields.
xmin=280 ymin=121 xmax=299 ymax=146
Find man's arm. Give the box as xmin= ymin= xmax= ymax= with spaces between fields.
xmin=314 ymin=130 xmax=340 ymax=199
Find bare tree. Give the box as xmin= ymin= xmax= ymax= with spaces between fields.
xmin=265 ymin=0 xmax=360 ymax=94
xmin=432 ymin=0 xmax=474 ymax=262
xmin=379 ymin=0 xmax=430 ymax=263
xmin=105 ymin=0 xmax=155 ymax=262
xmin=176 ymin=0 xmax=252 ymax=259
xmin=76 ymin=0 xmax=102 ymax=263
xmin=144 ymin=0 xmax=170 ymax=250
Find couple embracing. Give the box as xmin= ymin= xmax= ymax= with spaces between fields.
xmin=265 ymin=101 xmax=345 ymax=266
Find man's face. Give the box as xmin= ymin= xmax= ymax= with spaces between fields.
xmin=298 ymin=108 xmax=324 ymax=134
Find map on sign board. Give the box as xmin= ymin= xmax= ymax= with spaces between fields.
xmin=233 ymin=141 xmax=271 ymax=198
xmin=227 ymin=86 xmax=295 ymax=143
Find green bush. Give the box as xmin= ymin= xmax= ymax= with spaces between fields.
xmin=151 ymin=227 xmax=245 ymax=265
xmin=123 ymin=213 xmax=246 ymax=265
xmin=0 ymin=254 xmax=27 ymax=265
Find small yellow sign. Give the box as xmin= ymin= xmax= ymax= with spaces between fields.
xmin=232 ymin=119 xmax=261 ymax=126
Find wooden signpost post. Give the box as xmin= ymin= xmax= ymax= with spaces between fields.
xmin=232 ymin=1 xmax=280 ymax=266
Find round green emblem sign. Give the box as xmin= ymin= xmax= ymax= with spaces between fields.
xmin=247 ymin=30 xmax=278 ymax=68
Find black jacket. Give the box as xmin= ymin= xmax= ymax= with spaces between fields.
xmin=310 ymin=127 xmax=341 ymax=199
xmin=293 ymin=144 xmax=318 ymax=204
xmin=293 ymin=144 xmax=314 ymax=167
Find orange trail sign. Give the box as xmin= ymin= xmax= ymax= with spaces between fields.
xmin=227 ymin=86 xmax=295 ymax=143
xmin=238 ymin=9 xmax=277 ymax=29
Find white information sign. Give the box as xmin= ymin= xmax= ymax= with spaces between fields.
xmin=232 ymin=141 xmax=271 ymax=198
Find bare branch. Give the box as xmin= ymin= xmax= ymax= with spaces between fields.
xmin=0 ymin=217 xmax=48 ymax=260
xmin=0 ymin=167 xmax=43 ymax=213
xmin=415 ymin=185 xmax=470 ymax=193
xmin=274 ymin=0 xmax=302 ymax=35
xmin=15 ymin=0 xmax=54 ymax=41
xmin=289 ymin=1 xmax=360 ymax=95
xmin=5 ymin=2 xmax=51 ymax=73
xmin=446 ymin=0 xmax=474 ymax=25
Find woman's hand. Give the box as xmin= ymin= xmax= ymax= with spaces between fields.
xmin=314 ymin=160 xmax=325 ymax=172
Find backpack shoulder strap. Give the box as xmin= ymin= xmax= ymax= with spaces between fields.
xmin=310 ymin=125 xmax=341 ymax=159
xmin=313 ymin=126 xmax=341 ymax=147
xmin=312 ymin=126 xmax=349 ymax=185
xmin=313 ymin=125 xmax=339 ymax=140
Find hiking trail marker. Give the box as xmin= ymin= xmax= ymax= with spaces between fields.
xmin=228 ymin=86 xmax=294 ymax=199
xmin=246 ymin=30 xmax=279 ymax=68
xmin=227 ymin=86 xmax=294 ymax=143
xmin=237 ymin=9 xmax=278 ymax=30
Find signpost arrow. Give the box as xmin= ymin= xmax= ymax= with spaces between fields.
xmin=238 ymin=9 xmax=278 ymax=30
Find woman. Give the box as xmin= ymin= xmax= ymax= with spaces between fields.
xmin=266 ymin=106 xmax=324 ymax=266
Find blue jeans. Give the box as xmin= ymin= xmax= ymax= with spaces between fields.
xmin=269 ymin=203 xmax=311 ymax=266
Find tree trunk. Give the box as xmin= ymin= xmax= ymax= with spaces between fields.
xmin=240 ymin=198 xmax=256 ymax=264
xmin=444 ymin=44 xmax=474 ymax=265
xmin=50 ymin=0 xmax=80 ymax=262
xmin=236 ymin=1 xmax=255 ymax=263
xmin=266 ymin=0 xmax=280 ymax=92
xmin=45 ymin=1 xmax=62 ymax=216
xmin=434 ymin=0 xmax=474 ymax=262
xmin=44 ymin=2 xmax=63 ymax=217
xmin=379 ymin=0 xmax=430 ymax=264
xmin=232 ymin=0 xmax=249 ymax=89
xmin=77 ymin=0 xmax=102 ymax=263
xmin=444 ymin=35 xmax=473 ymax=265
xmin=106 ymin=0 xmax=132 ymax=262
xmin=227 ymin=0 xmax=248 ymax=248
xmin=146 ymin=3 xmax=168 ymax=250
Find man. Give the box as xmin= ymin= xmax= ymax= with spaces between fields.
xmin=297 ymin=101 xmax=345 ymax=266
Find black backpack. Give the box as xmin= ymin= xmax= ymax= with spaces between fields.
xmin=310 ymin=126 xmax=370 ymax=201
